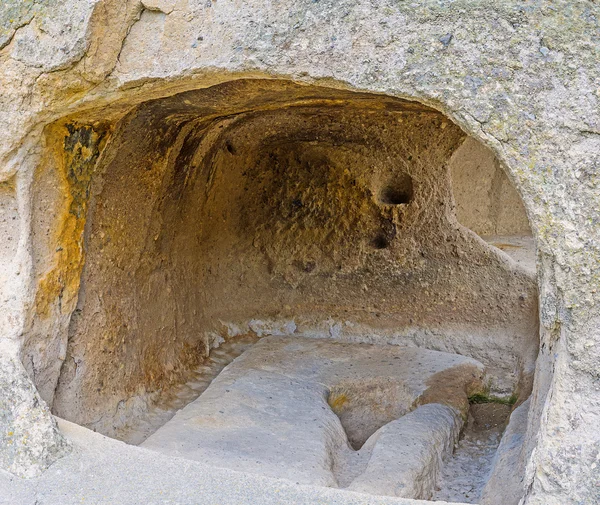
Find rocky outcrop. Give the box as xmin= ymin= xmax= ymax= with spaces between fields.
xmin=0 ymin=345 xmax=69 ymax=478
xmin=0 ymin=2 xmax=598 ymax=504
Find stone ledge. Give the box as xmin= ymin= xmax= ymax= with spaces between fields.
xmin=0 ymin=418 xmax=471 ymax=505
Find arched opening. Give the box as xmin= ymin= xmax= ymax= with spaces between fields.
xmin=26 ymin=79 xmax=538 ymax=503
xmin=450 ymin=137 xmax=535 ymax=274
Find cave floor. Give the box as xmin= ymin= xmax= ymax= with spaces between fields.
xmin=483 ymin=235 xmax=535 ymax=275
xmin=139 ymin=336 xmax=491 ymax=500
xmin=114 ymin=334 xmax=261 ymax=445
xmin=1 ymin=337 xmax=514 ymax=505
xmin=433 ymin=403 xmax=510 ymax=503
xmin=0 ymin=417 xmax=473 ymax=505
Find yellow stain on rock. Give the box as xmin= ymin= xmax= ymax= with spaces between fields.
xmin=328 ymin=393 xmax=349 ymax=411
xmin=34 ymin=121 xmax=110 ymax=319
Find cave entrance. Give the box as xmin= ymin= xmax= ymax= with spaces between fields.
xmin=28 ymin=79 xmax=538 ymax=503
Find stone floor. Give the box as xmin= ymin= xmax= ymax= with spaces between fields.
xmin=433 ymin=403 xmax=511 ymax=503
xmin=114 ymin=334 xmax=260 ymax=445
xmin=142 ymin=336 xmax=486 ymax=500
xmin=0 ymin=418 xmax=473 ymax=505
xmin=0 ymin=336 xmax=518 ymax=505
xmin=483 ymin=235 xmax=536 ymax=275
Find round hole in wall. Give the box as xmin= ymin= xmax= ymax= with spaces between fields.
xmin=378 ymin=174 xmax=413 ymax=205
xmin=225 ymin=140 xmax=237 ymax=155
xmin=371 ymin=234 xmax=390 ymax=249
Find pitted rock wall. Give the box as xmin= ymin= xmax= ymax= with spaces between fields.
xmin=0 ymin=1 xmax=598 ymax=504
xmin=46 ymin=83 xmax=537 ymax=434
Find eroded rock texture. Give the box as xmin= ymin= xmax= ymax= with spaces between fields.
xmin=37 ymin=81 xmax=538 ymax=439
xmin=0 ymin=1 xmax=598 ymax=504
xmin=0 ymin=347 xmax=69 ymax=478
xmin=143 ymin=336 xmax=484 ymax=499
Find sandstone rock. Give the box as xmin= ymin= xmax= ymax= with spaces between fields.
xmin=0 ymin=346 xmax=69 ymax=478
xmin=0 ymin=1 xmax=598 ymax=503
xmin=142 ymin=336 xmax=484 ymax=497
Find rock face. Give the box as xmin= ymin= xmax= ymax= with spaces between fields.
xmin=0 ymin=1 xmax=599 ymax=505
xmin=44 ymin=81 xmax=537 ymax=438
xmin=0 ymin=346 xmax=69 ymax=478
xmin=143 ymin=336 xmax=483 ymax=498
xmin=450 ymin=137 xmax=531 ymax=238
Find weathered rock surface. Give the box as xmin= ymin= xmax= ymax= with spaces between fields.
xmin=143 ymin=336 xmax=484 ymax=497
xmin=46 ymin=82 xmax=537 ymax=438
xmin=480 ymin=398 xmax=531 ymax=505
xmin=348 ymin=404 xmax=461 ymax=499
xmin=450 ymin=137 xmax=531 ymax=238
xmin=0 ymin=418 xmax=472 ymax=505
xmin=0 ymin=345 xmax=69 ymax=478
xmin=0 ymin=1 xmax=598 ymax=503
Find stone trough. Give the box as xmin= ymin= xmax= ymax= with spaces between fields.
xmin=143 ymin=336 xmax=484 ymax=499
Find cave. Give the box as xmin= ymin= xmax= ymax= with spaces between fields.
xmin=26 ymin=79 xmax=538 ymax=503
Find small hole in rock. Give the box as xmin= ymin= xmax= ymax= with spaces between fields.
xmin=372 ymin=234 xmax=389 ymax=249
xmin=378 ymin=174 xmax=413 ymax=205
xmin=225 ymin=140 xmax=237 ymax=155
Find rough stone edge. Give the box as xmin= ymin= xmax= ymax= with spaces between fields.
xmin=0 ymin=342 xmax=70 ymax=478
